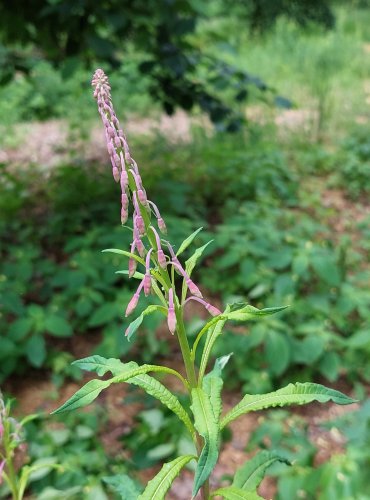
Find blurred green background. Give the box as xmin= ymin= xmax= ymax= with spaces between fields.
xmin=1 ymin=0 xmax=370 ymax=498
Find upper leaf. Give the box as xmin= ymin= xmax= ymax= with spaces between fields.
xmin=72 ymin=355 xmax=128 ymax=376
xmin=202 ymin=354 xmax=232 ymax=422
xmin=125 ymin=305 xmax=166 ymax=340
xmin=176 ymin=227 xmax=203 ymax=256
xmin=221 ymin=382 xmax=357 ymax=428
xmin=199 ymin=316 xmax=228 ymax=381
xmin=191 ymin=388 xmax=220 ymax=497
xmin=233 ymin=450 xmax=290 ymax=491
xmin=138 ymin=455 xmax=195 ymax=500
xmin=225 ymin=304 xmax=288 ymax=322
xmin=185 ymin=240 xmax=214 ymax=276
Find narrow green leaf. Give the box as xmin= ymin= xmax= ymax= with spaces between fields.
xmin=102 ymin=248 xmax=144 ymax=265
xmin=54 ymin=359 xmax=194 ymax=436
xmin=125 ymin=305 xmax=167 ymax=340
xmin=226 ymin=304 xmax=288 ymax=322
xmin=199 ymin=315 xmax=228 ymax=382
xmin=51 ymin=379 xmax=111 ymax=414
xmin=103 ymin=474 xmax=141 ymax=500
xmin=202 ymin=354 xmax=231 ymax=422
xmin=72 ymin=355 xmax=128 ymax=376
xmin=233 ymin=451 xmax=290 ymax=491
xmin=191 ymin=388 xmax=220 ymax=497
xmin=221 ymin=383 xmax=357 ymax=429
xmin=176 ymin=227 xmax=203 ymax=256
xmin=185 ymin=240 xmax=214 ymax=276
xmin=211 ymin=486 xmax=262 ymax=499
xmin=138 ymin=455 xmax=195 ymax=500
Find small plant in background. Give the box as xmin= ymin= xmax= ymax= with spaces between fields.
xmin=52 ymin=70 xmax=357 ymax=499
xmin=0 ymin=392 xmax=57 ymax=500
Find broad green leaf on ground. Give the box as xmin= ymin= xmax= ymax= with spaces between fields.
xmin=176 ymin=227 xmax=203 ymax=256
xmin=233 ymin=450 xmax=290 ymax=491
xmin=221 ymin=383 xmax=357 ymax=428
xmin=225 ymin=304 xmax=288 ymax=322
xmin=45 ymin=315 xmax=72 ymax=337
xmin=203 ymin=354 xmax=232 ymax=422
xmin=265 ymin=331 xmax=290 ymax=376
xmin=125 ymin=305 xmax=167 ymax=340
xmin=191 ymin=388 xmax=220 ymax=497
xmin=185 ymin=240 xmax=213 ymax=276
xmin=103 ymin=474 xmax=141 ymax=500
xmin=138 ymin=455 xmax=195 ymax=500
xmin=211 ymin=486 xmax=263 ymax=499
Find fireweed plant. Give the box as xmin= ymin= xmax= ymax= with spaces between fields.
xmin=52 ymin=70 xmax=357 ymax=499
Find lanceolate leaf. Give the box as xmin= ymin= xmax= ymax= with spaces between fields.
xmin=102 ymin=248 xmax=144 ymax=265
xmin=138 ymin=455 xmax=195 ymax=500
xmin=72 ymin=355 xmax=128 ymax=376
xmin=185 ymin=240 xmax=214 ymax=276
xmin=221 ymin=383 xmax=357 ymax=429
xmin=125 ymin=305 xmax=167 ymax=340
xmin=233 ymin=451 xmax=290 ymax=491
xmin=52 ymin=362 xmax=195 ymax=437
xmin=191 ymin=388 xmax=220 ymax=497
xmin=176 ymin=227 xmax=203 ymax=256
xmin=211 ymin=486 xmax=263 ymax=499
xmin=202 ymin=354 xmax=232 ymax=422
xmin=199 ymin=316 xmax=228 ymax=381
xmin=51 ymin=379 xmax=111 ymax=414
xmin=225 ymin=304 xmax=288 ymax=322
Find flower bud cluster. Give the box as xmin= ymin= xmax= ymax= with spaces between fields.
xmin=92 ymin=69 xmax=220 ymax=335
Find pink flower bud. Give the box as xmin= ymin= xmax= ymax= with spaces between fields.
xmin=187 ymin=279 xmax=203 ymax=298
xmin=107 ymin=126 xmax=115 ymax=138
xmin=135 ymin=238 xmax=145 ymax=257
xmin=128 ymin=258 xmax=137 ymax=278
xmin=121 ymin=193 xmax=128 ymax=209
xmin=112 ymin=166 xmax=120 ymax=183
xmin=135 ymin=215 xmax=145 ymax=235
xmin=114 ymin=136 xmax=122 ymax=148
xmin=113 ymin=153 xmax=121 ymax=167
xmin=157 ymin=249 xmax=167 ymax=268
xmin=125 ymin=280 xmax=144 ymax=317
xmin=121 ymin=207 xmax=128 ymax=224
xmin=205 ymin=303 xmax=222 ymax=316
xmin=167 ymin=288 xmax=176 ymax=335
xmin=138 ymin=189 xmax=147 ymax=206
xmin=143 ymin=273 xmax=151 ymax=296
xmin=157 ymin=217 xmax=167 ymax=234
xmin=0 ymin=459 xmax=5 ymax=485
xmin=120 ymin=170 xmax=128 ymax=192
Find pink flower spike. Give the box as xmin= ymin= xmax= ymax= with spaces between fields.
xmin=167 ymin=288 xmax=176 ymax=335
xmin=125 ymin=280 xmax=144 ymax=317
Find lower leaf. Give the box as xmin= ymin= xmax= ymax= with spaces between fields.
xmin=211 ymin=486 xmax=263 ymax=499
xmin=138 ymin=455 xmax=195 ymax=500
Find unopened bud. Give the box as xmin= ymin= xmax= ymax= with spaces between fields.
xmin=128 ymin=258 xmax=137 ymax=278
xmin=138 ymin=189 xmax=147 ymax=206
xmin=157 ymin=217 xmax=167 ymax=234
xmin=114 ymin=136 xmax=122 ymax=148
xmin=143 ymin=273 xmax=151 ymax=296
xmin=167 ymin=288 xmax=176 ymax=335
xmin=121 ymin=207 xmax=128 ymax=224
xmin=135 ymin=215 xmax=145 ymax=235
xmin=187 ymin=279 xmax=202 ymax=298
xmin=206 ymin=303 xmax=222 ymax=316
xmin=112 ymin=166 xmax=120 ymax=183
xmin=157 ymin=249 xmax=167 ymax=268
xmin=136 ymin=238 xmax=145 ymax=257
xmin=125 ymin=294 xmax=139 ymax=317
xmin=120 ymin=170 xmax=128 ymax=192
xmin=121 ymin=193 xmax=128 ymax=209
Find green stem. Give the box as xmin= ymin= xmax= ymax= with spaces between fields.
xmin=175 ymin=310 xmax=197 ymax=388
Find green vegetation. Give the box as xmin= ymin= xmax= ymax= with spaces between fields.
xmin=1 ymin=2 xmax=370 ymax=498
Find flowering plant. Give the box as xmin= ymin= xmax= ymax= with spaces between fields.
xmin=53 ymin=69 xmax=356 ymax=499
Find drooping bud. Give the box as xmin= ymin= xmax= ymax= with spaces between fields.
xmin=157 ymin=248 xmax=167 ymax=269
xmin=185 ymin=296 xmax=221 ymax=316
xmin=138 ymin=189 xmax=148 ymax=206
xmin=135 ymin=214 xmax=145 ymax=235
xmin=121 ymin=193 xmax=129 ymax=209
xmin=121 ymin=207 xmax=128 ymax=224
xmin=125 ymin=280 xmax=144 ymax=317
xmin=128 ymin=258 xmax=137 ymax=278
xmin=120 ymin=169 xmax=128 ymax=192
xmin=171 ymin=261 xmax=203 ymax=298
xmin=157 ymin=217 xmax=167 ymax=234
xmin=112 ymin=165 xmax=120 ymax=183
xmin=167 ymin=288 xmax=176 ymax=335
